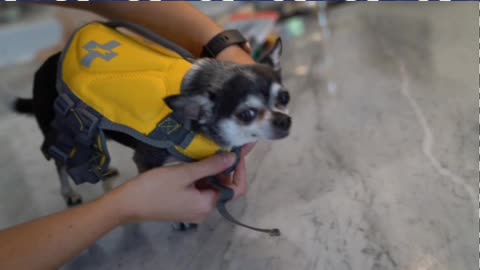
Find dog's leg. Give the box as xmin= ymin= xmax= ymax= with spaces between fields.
xmin=102 ymin=177 xmax=116 ymax=193
xmin=103 ymin=167 xmax=119 ymax=179
xmin=55 ymin=161 xmax=83 ymax=206
xmin=132 ymin=143 xmax=170 ymax=173
xmin=101 ymin=167 xmax=120 ymax=193
xmin=133 ymin=145 xmax=197 ymax=231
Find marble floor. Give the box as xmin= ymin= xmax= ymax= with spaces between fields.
xmin=0 ymin=3 xmax=477 ymax=270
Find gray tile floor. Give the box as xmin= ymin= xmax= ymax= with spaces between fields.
xmin=0 ymin=3 xmax=477 ymax=270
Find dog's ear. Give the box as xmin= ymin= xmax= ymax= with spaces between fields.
xmin=164 ymin=94 xmax=214 ymax=124
xmin=258 ymin=37 xmax=283 ymax=72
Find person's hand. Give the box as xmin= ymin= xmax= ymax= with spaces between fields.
xmin=107 ymin=143 xmax=255 ymax=225
xmin=210 ymin=143 xmax=255 ymax=198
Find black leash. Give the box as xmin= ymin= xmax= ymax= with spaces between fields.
xmin=207 ymin=147 xmax=281 ymax=237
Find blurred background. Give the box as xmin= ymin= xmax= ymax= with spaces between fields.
xmin=0 ymin=2 xmax=477 ymax=270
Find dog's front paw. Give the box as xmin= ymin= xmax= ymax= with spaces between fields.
xmin=64 ymin=192 xmax=83 ymax=207
xmin=171 ymin=222 xmax=198 ymax=232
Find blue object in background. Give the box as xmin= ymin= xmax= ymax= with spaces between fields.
xmin=0 ymin=8 xmax=62 ymax=68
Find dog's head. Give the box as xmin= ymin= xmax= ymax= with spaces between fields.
xmin=165 ymin=39 xmax=291 ymax=148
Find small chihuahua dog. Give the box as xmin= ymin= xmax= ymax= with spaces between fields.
xmin=13 ymin=36 xmax=291 ymax=224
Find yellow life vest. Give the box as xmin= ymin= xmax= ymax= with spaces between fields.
xmin=62 ymin=21 xmax=191 ymax=135
xmin=51 ymin=21 xmax=224 ymax=184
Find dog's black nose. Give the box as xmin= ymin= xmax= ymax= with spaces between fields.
xmin=273 ymin=114 xmax=291 ymax=130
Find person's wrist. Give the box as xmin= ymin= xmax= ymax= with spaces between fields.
xmin=99 ymin=184 xmax=134 ymax=226
xmin=215 ymin=45 xmax=255 ymax=65
xmin=201 ymin=29 xmax=251 ymax=58
xmin=195 ymin=24 xmax=223 ymax=57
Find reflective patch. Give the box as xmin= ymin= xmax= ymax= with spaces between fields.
xmin=157 ymin=117 xmax=181 ymax=135
xmin=81 ymin=40 xmax=121 ymax=68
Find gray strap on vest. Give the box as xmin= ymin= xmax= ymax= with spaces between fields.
xmin=98 ymin=115 xmax=195 ymax=150
xmin=148 ymin=115 xmax=195 ymax=149
xmin=49 ymin=93 xmax=111 ymax=185
xmin=98 ymin=120 xmax=173 ymax=149
xmin=104 ymin=21 xmax=195 ymax=62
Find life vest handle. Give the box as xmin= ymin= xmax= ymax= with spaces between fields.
xmin=103 ymin=21 xmax=195 ymax=62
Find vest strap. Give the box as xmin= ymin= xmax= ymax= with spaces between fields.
xmin=49 ymin=93 xmax=111 ymax=184
xmin=149 ymin=115 xmax=195 ymax=149
xmin=104 ymin=21 xmax=195 ymax=62
xmin=53 ymin=93 xmax=74 ymax=116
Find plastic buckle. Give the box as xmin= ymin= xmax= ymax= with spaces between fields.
xmin=68 ymin=164 xmax=103 ymax=185
xmin=54 ymin=94 xmax=75 ymax=116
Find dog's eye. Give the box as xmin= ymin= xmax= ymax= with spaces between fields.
xmin=236 ymin=109 xmax=257 ymax=123
xmin=277 ymin=91 xmax=290 ymax=106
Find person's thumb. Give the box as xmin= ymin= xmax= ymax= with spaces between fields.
xmin=180 ymin=153 xmax=235 ymax=185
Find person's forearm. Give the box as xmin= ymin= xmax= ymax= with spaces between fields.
xmin=51 ymin=2 xmax=254 ymax=64
xmin=0 ymin=195 xmax=123 ymax=270
xmin=91 ymin=2 xmax=222 ymax=57
xmin=56 ymin=2 xmax=219 ymax=57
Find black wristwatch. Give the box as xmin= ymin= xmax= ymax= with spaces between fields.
xmin=201 ymin=29 xmax=251 ymax=58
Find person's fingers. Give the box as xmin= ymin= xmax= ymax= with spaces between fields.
xmin=179 ymin=153 xmax=235 ymax=185
xmin=231 ymin=157 xmax=247 ymax=199
xmin=213 ymin=156 xmax=247 ymax=199
xmin=190 ymin=189 xmax=218 ymax=223
xmin=198 ymin=189 xmax=219 ymax=209
xmin=241 ymin=143 xmax=256 ymax=157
